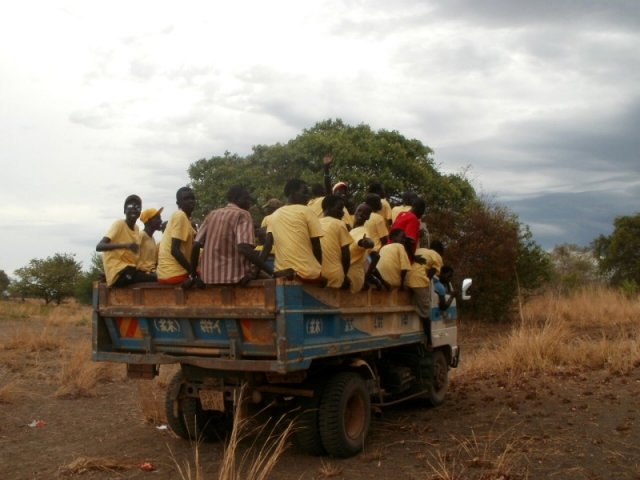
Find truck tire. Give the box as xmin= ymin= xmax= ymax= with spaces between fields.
xmin=164 ymin=371 xmax=232 ymax=442
xmin=165 ymin=370 xmax=197 ymax=440
xmin=293 ymin=396 xmax=326 ymax=455
xmin=427 ymin=349 xmax=449 ymax=407
xmin=318 ymin=372 xmax=370 ymax=457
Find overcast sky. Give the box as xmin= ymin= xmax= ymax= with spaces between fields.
xmin=1 ymin=1 xmax=638 ymax=276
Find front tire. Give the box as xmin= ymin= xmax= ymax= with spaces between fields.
xmin=427 ymin=349 xmax=449 ymax=406
xmin=318 ymin=372 xmax=370 ymax=457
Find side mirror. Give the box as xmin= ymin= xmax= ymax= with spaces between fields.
xmin=461 ymin=278 xmax=472 ymax=301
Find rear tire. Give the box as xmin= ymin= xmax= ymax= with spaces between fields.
xmin=165 ymin=370 xmax=196 ymax=440
xmin=164 ymin=370 xmax=232 ymax=442
xmin=293 ymin=395 xmax=326 ymax=455
xmin=319 ymin=372 xmax=370 ymax=457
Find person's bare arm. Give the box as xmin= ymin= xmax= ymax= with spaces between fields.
xmin=238 ymin=243 xmax=274 ymax=276
xmin=96 ymin=236 xmax=138 ymax=253
xmin=322 ymin=154 xmax=333 ymax=193
xmin=311 ymin=237 xmax=323 ymax=264
xmin=170 ymin=238 xmax=191 ymax=273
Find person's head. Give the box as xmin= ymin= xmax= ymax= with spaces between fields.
xmin=176 ymin=187 xmax=196 ymax=216
xmin=389 ymin=227 xmax=406 ymax=244
xmin=262 ymin=198 xmax=283 ymax=216
xmin=140 ymin=207 xmax=164 ymax=232
xmin=227 ymin=185 xmax=252 ymax=211
xmin=401 ymin=191 xmax=418 ymax=206
xmin=430 ymin=240 xmax=444 ymax=255
xmin=332 ymin=181 xmax=350 ymax=198
xmin=321 ymin=194 xmax=344 ymax=220
xmin=310 ymin=183 xmax=326 ymax=197
xmin=411 ymin=197 xmax=426 ymax=218
xmin=123 ymin=194 xmax=142 ymax=225
xmin=440 ymin=265 xmax=454 ymax=282
xmin=364 ymin=193 xmax=382 ymax=212
xmin=284 ymin=179 xmax=310 ymax=205
xmin=353 ymin=203 xmax=372 ymax=227
xmin=368 ymin=181 xmax=385 ymax=198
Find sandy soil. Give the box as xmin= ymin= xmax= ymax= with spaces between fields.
xmin=1 ymin=312 xmax=639 ymax=479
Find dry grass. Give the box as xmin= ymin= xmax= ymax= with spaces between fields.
xmin=173 ymin=385 xmax=293 ymax=480
xmin=0 ymin=300 xmax=52 ymax=320
xmin=0 ymin=376 xmax=23 ymax=404
xmin=423 ymin=419 xmax=530 ymax=480
xmin=54 ymin=342 xmax=124 ymax=398
xmin=2 ymin=325 xmax=65 ymax=352
xmin=58 ymin=456 xmax=139 ymax=476
xmin=459 ymin=287 xmax=640 ymax=379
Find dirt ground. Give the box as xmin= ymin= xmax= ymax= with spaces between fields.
xmin=1 ymin=310 xmax=640 ymax=479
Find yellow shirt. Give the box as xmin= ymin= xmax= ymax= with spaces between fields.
xmin=102 ymin=219 xmax=140 ymax=286
xmin=364 ymin=212 xmax=388 ymax=251
xmin=380 ymin=198 xmax=392 ymax=224
xmin=348 ymin=226 xmax=370 ymax=292
xmin=391 ymin=205 xmax=411 ymax=223
xmin=406 ymin=248 xmax=431 ymax=288
xmin=157 ymin=211 xmax=195 ymax=279
xmin=307 ymin=197 xmax=324 ymax=217
xmin=137 ymin=231 xmax=158 ymax=273
xmin=319 ymin=217 xmax=353 ymax=288
xmin=377 ymin=243 xmax=410 ymax=288
xmin=420 ymin=248 xmax=443 ymax=275
xmin=268 ymin=204 xmax=324 ymax=279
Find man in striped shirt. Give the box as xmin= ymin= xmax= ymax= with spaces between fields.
xmin=193 ymin=186 xmax=273 ymax=285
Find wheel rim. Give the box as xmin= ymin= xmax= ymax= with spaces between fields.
xmin=344 ymin=392 xmax=366 ymax=440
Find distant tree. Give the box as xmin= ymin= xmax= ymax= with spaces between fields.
xmin=0 ymin=269 xmax=9 ymax=296
xmin=592 ymin=213 xmax=640 ymax=289
xmin=550 ymin=243 xmax=600 ymax=292
xmin=75 ymin=253 xmax=105 ymax=305
xmin=11 ymin=253 xmax=82 ymax=305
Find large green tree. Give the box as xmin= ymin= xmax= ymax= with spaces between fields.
xmin=189 ymin=119 xmax=476 ymax=219
xmin=592 ymin=213 xmax=640 ymax=287
xmin=188 ymin=119 xmax=550 ymax=321
xmin=11 ymin=253 xmax=82 ymax=304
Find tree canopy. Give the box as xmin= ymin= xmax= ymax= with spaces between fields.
xmin=188 ymin=119 xmax=551 ymax=321
xmin=592 ymin=212 xmax=640 ymax=289
xmin=11 ymin=253 xmax=82 ymax=304
xmin=0 ymin=270 xmax=9 ymax=296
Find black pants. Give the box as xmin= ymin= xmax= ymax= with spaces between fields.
xmin=113 ymin=266 xmax=156 ymax=287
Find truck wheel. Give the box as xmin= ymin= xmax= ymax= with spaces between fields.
xmin=293 ymin=396 xmax=326 ymax=455
xmin=164 ymin=371 xmax=232 ymax=442
xmin=165 ymin=370 xmax=197 ymax=440
xmin=427 ymin=350 xmax=449 ymax=407
xmin=319 ymin=372 xmax=370 ymax=457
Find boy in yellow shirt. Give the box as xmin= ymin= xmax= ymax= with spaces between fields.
xmin=375 ymin=228 xmax=411 ymax=289
xmin=263 ymin=179 xmax=324 ymax=282
xmin=319 ymin=195 xmax=353 ymax=289
xmin=348 ymin=203 xmax=375 ymax=292
xmin=157 ymin=187 xmax=200 ymax=286
xmin=97 ymin=194 xmax=156 ymax=287
xmin=137 ymin=207 xmax=163 ymax=275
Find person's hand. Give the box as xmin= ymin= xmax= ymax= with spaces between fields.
xmin=414 ymin=254 xmax=426 ymax=265
xmin=239 ymin=274 xmax=253 ymax=287
xmin=322 ymin=154 xmax=334 ymax=167
xmin=128 ymin=243 xmax=139 ymax=253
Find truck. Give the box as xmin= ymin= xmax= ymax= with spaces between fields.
xmin=92 ymin=277 xmax=470 ymax=457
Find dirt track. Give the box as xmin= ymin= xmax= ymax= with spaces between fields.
xmin=1 ymin=311 xmax=640 ymax=479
